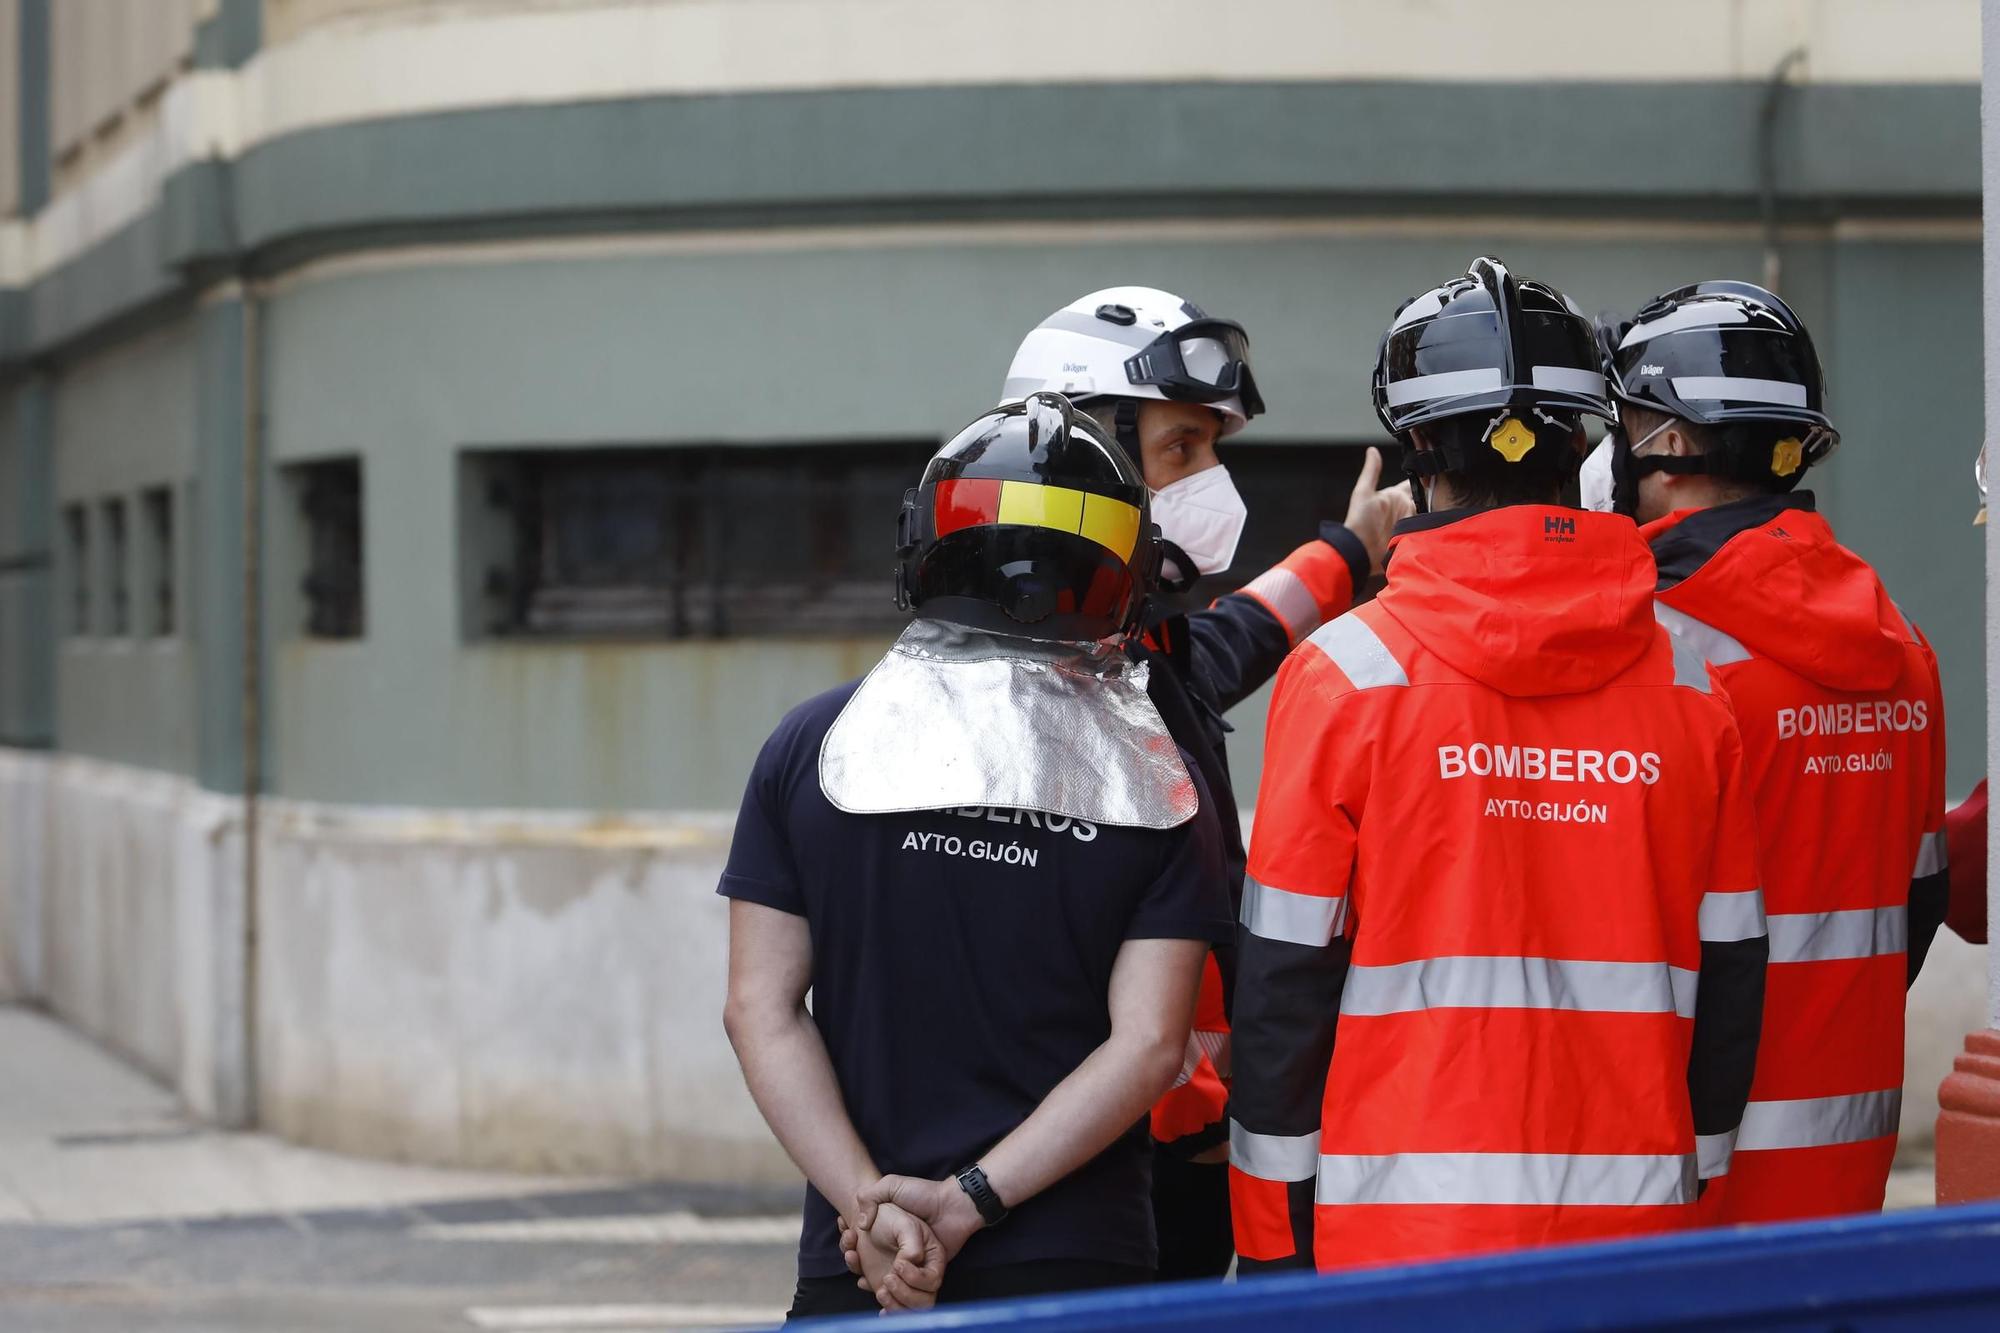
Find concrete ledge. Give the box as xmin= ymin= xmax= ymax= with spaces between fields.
xmin=0 ymin=748 xmax=48 ymax=998
xmin=252 ymin=795 xmax=786 ymax=1182
xmin=0 ymin=747 xmax=247 ymax=1122
xmin=12 ymin=745 xmax=1970 ymax=1181
xmin=0 ymin=745 xmax=787 ymax=1179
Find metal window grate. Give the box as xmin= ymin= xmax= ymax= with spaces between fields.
xmin=296 ymin=458 xmax=364 ymax=639
xmin=472 ymin=444 xmax=930 ymax=640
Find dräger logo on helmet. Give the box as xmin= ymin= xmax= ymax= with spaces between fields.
xmin=1776 ymin=698 xmax=1929 ymax=740
xmin=1439 ymin=743 xmax=1663 ymax=785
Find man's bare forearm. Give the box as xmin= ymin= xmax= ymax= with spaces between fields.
xmin=729 ymin=1001 xmax=879 ymax=1217
xmin=980 ymin=938 xmax=1206 ymax=1209
xmin=849 ymin=937 xmax=1210 ymax=1256
xmin=979 ymin=1029 xmax=1181 ymax=1208
xmin=724 ymin=899 xmax=878 ymax=1220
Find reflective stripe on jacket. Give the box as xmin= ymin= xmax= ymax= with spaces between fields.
xmin=1143 ymin=529 xmax=1364 ymax=1154
xmin=1646 ymin=494 xmax=1947 ymax=1224
xmin=1229 ymin=506 xmax=1766 ymax=1273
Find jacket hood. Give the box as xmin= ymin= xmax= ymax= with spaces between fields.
xmin=1378 ymin=506 xmax=1658 ymax=697
xmin=1644 ymin=493 xmax=1906 ymax=693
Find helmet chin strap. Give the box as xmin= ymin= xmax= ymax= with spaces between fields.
xmin=1610 ymin=416 xmax=1702 ymax=515
xmin=1133 ymin=535 xmax=1200 ymax=637
xmin=1113 ymin=399 xmax=1143 ymax=461
xmin=1155 ymin=537 xmax=1200 ymax=596
xmin=1400 ymin=437 xmax=1456 ymax=515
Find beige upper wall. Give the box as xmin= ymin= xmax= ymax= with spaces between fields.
xmin=254 ymin=0 xmax=1982 ymax=92
xmin=49 ymin=0 xmax=207 ymax=172
xmin=0 ymin=0 xmax=18 ymax=217
xmin=1 ymin=0 xmax=1980 ymax=272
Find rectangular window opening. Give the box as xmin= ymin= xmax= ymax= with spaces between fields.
xmin=64 ymin=504 xmax=89 ymax=636
xmin=102 ymin=498 xmax=129 ymax=637
xmin=464 ymin=444 xmax=929 ymax=640
xmin=291 ymin=457 xmax=365 ymax=639
xmin=142 ymin=485 xmax=174 ymax=638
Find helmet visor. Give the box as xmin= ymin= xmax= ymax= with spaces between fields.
xmin=1124 ymin=319 xmax=1266 ymax=417
xmin=912 ymin=527 xmax=1139 ymax=634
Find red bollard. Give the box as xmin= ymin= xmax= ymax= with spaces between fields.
xmin=1937 ymin=1028 xmax=2000 ymax=1203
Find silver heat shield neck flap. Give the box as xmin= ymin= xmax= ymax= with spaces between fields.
xmin=818 ymin=618 xmax=1199 ymax=830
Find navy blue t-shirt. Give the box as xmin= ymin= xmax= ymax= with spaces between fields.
xmin=718 ymin=679 xmax=1231 ymax=1278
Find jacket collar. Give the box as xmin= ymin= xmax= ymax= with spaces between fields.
xmin=1644 ymin=491 xmax=1817 ymax=591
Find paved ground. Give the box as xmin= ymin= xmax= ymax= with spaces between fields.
xmin=0 ymin=1006 xmax=799 ymax=1331
xmin=0 ymin=1005 xmax=1946 ymax=1331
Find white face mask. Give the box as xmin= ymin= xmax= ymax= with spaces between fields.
xmin=1579 ymin=438 xmax=1616 ymax=513
xmin=1151 ymin=464 xmax=1248 ymax=579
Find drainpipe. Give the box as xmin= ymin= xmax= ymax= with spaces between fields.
xmin=1757 ymin=48 xmax=1807 ymax=294
xmin=217 ymin=128 xmax=266 ymax=1123
xmin=239 ymin=280 xmax=264 ymax=1126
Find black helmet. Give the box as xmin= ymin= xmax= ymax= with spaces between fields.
xmin=1373 ymin=257 xmax=1610 ymax=505
xmin=896 ymin=392 xmax=1160 ymax=641
xmin=1596 ymin=280 xmax=1838 ymax=495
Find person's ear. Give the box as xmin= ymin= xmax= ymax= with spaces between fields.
xmin=1663 ymin=427 xmax=1696 ymax=458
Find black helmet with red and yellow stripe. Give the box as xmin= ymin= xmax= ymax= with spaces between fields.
xmin=896 ymin=392 xmax=1160 ymax=641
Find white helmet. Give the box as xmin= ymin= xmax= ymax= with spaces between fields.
xmin=1000 ymin=286 xmax=1265 ymax=438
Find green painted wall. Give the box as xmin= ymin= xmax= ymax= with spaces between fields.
xmin=1817 ymin=239 xmax=1985 ymax=795
xmin=50 ymin=317 xmax=200 ymax=775
xmin=0 ymin=379 xmax=52 ymax=745
xmin=256 ymin=226 xmax=1984 ymax=810
xmin=0 ymin=80 xmax=1979 ymax=809
xmin=0 ymin=80 xmax=1978 ymax=366
xmin=193 ymin=296 xmax=251 ymax=793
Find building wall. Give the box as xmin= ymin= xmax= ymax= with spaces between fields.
xmin=0 ymin=0 xmax=21 ymax=218
xmin=1985 ymin=0 xmax=2000 ymax=1033
xmin=0 ymin=748 xmax=246 ymax=1119
xmin=244 ymin=218 xmax=1988 ymax=1170
xmin=47 ymin=0 xmax=204 ymax=191
xmin=253 ymin=796 xmax=774 ymax=1180
xmin=0 ymin=378 xmax=53 ymax=750
xmin=51 ymin=314 xmax=201 ymax=777
xmin=252 ymin=223 xmax=1986 ymax=812
xmin=0 ymin=0 xmax=1984 ymax=1172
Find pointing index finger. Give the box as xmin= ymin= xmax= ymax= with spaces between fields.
xmin=1356 ymin=446 xmax=1384 ymax=495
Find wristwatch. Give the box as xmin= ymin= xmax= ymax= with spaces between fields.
xmin=955 ymin=1163 xmax=1009 ymax=1226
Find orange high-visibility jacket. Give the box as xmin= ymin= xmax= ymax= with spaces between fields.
xmin=1645 ymin=495 xmax=1948 ymax=1224
xmin=1148 ymin=537 xmax=1364 ymax=1154
xmin=1229 ymin=507 xmax=1768 ymax=1273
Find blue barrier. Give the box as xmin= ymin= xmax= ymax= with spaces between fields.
xmin=823 ymin=1200 xmax=2000 ymax=1331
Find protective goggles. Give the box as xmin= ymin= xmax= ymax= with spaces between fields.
xmin=1123 ymin=318 xmax=1266 ymax=417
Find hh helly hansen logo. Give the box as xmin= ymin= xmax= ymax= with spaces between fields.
xmin=1543 ymin=515 xmax=1576 ymax=543
xmin=1776 ymin=699 xmax=1929 ymax=739
xmin=1439 ymin=743 xmax=1662 ymax=785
